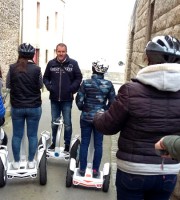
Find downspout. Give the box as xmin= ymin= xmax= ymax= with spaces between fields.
xmin=62 ymin=1 xmax=66 ymax=42
xmin=20 ymin=0 xmax=24 ymax=44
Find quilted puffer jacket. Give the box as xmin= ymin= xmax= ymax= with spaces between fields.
xmin=76 ymin=74 xmax=115 ymax=123
xmin=93 ymin=63 xmax=180 ymax=175
xmin=43 ymin=55 xmax=82 ymax=101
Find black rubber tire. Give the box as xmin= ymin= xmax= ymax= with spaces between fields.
xmin=70 ymin=139 xmax=80 ymax=167
xmin=66 ymin=164 xmax=73 ymax=188
xmin=0 ymin=131 xmax=8 ymax=146
xmin=102 ymin=167 xmax=111 ymax=192
xmin=38 ymin=137 xmax=47 ymax=186
xmin=102 ymin=174 xmax=110 ymax=192
xmin=0 ymin=158 xmax=6 ymax=187
xmin=39 ymin=150 xmax=47 ymax=185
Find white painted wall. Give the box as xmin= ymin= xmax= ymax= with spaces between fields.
xmin=22 ymin=0 xmax=65 ymax=74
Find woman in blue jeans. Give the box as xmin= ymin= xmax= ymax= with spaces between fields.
xmin=6 ymin=43 xmax=43 ymax=169
xmin=76 ymin=58 xmax=115 ymax=177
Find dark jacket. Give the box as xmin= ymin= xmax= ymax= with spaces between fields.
xmin=76 ymin=74 xmax=115 ymax=123
xmin=6 ymin=61 xmax=42 ymax=108
xmin=93 ymin=63 xmax=180 ymax=174
xmin=43 ymin=55 xmax=82 ymax=101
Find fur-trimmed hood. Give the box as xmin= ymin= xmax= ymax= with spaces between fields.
xmin=136 ymin=63 xmax=180 ymax=92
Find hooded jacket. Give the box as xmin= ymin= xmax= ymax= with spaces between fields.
xmin=43 ymin=55 xmax=82 ymax=101
xmin=93 ymin=63 xmax=180 ymax=175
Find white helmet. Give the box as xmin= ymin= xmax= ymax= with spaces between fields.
xmin=92 ymin=58 xmax=109 ymax=74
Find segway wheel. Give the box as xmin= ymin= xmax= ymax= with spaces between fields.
xmin=70 ymin=139 xmax=80 ymax=167
xmin=102 ymin=167 xmax=111 ymax=192
xmin=102 ymin=174 xmax=110 ymax=192
xmin=0 ymin=158 xmax=6 ymax=187
xmin=66 ymin=164 xmax=72 ymax=188
xmin=39 ymin=150 xmax=47 ymax=185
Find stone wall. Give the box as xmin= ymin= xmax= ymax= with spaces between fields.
xmin=125 ymin=0 xmax=180 ymax=81
xmin=0 ymin=1 xmax=20 ymax=86
xmin=124 ymin=1 xmax=180 ymax=199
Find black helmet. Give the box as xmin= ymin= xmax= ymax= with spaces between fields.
xmin=145 ymin=35 xmax=180 ymax=64
xmin=18 ymin=43 xmax=35 ymax=59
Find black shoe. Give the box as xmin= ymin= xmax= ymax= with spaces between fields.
xmin=93 ymin=169 xmax=100 ymax=178
xmin=64 ymin=144 xmax=70 ymax=152
xmin=48 ymin=143 xmax=55 ymax=150
xmin=78 ymin=169 xmax=85 ymax=177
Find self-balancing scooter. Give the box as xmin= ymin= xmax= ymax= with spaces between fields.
xmin=45 ymin=116 xmax=80 ymax=163
xmin=0 ymin=127 xmax=49 ymax=187
xmin=66 ymin=133 xmax=111 ymax=192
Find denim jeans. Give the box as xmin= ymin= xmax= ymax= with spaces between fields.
xmin=50 ymin=100 xmax=72 ymax=146
xmin=116 ymin=169 xmax=177 ymax=200
xmin=79 ymin=119 xmax=103 ymax=171
xmin=11 ymin=107 xmax=42 ymax=162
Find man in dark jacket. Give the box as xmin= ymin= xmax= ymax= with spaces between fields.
xmin=43 ymin=43 xmax=82 ymax=152
xmin=93 ymin=35 xmax=180 ymax=200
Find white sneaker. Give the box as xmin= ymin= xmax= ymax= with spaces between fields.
xmin=12 ymin=161 xmax=19 ymax=169
xmin=28 ymin=161 xmax=35 ymax=169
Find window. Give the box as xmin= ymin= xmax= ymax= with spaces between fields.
xmin=45 ymin=50 xmax=48 ymax=63
xmin=55 ymin=12 xmax=58 ymax=31
xmin=36 ymin=2 xmax=40 ymax=28
xmin=46 ymin=16 xmax=49 ymax=31
xmin=34 ymin=49 xmax=40 ymax=65
xmin=54 ymin=49 xmax=56 ymax=57
xmin=146 ymin=0 xmax=155 ymax=42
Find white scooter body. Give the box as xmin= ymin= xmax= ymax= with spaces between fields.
xmin=46 ymin=116 xmax=80 ymax=162
xmin=0 ymin=127 xmax=49 ymax=187
xmin=66 ymin=134 xmax=111 ymax=192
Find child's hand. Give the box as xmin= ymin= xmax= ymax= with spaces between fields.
xmin=155 ymin=139 xmax=171 ymax=158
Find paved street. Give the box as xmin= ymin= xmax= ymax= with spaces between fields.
xmin=0 ymin=87 xmax=120 ymax=200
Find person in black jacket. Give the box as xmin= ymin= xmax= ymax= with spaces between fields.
xmin=93 ymin=35 xmax=180 ymax=200
xmin=43 ymin=43 xmax=82 ymax=152
xmin=6 ymin=43 xmax=43 ymax=170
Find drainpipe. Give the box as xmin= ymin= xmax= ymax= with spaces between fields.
xmin=62 ymin=1 xmax=66 ymax=42
xmin=20 ymin=0 xmax=24 ymax=44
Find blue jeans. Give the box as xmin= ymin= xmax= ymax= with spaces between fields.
xmin=51 ymin=100 xmax=72 ymax=145
xmin=116 ymin=169 xmax=177 ymax=200
xmin=11 ymin=107 xmax=42 ymax=162
xmin=79 ymin=119 xmax=103 ymax=171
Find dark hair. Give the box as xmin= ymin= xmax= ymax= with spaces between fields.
xmin=15 ymin=56 xmax=28 ymax=72
xmin=56 ymin=43 xmax=67 ymax=51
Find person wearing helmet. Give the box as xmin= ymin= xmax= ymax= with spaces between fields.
xmin=76 ymin=58 xmax=115 ymax=177
xmin=93 ymin=35 xmax=180 ymax=200
xmin=6 ymin=43 xmax=43 ymax=169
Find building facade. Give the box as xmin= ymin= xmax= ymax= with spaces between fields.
xmin=125 ymin=1 xmax=180 ymax=199
xmin=0 ymin=0 xmax=20 ymax=84
xmin=22 ymin=0 xmax=65 ymax=75
xmin=125 ymin=0 xmax=180 ymax=81
xmin=0 ymin=0 xmax=65 ymax=85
